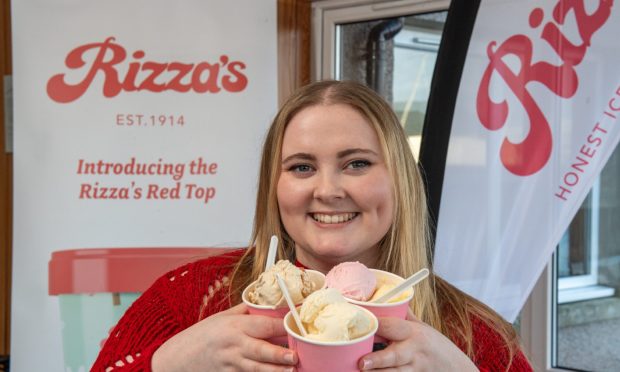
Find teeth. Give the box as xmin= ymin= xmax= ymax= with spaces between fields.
xmin=312 ymin=213 xmax=356 ymax=224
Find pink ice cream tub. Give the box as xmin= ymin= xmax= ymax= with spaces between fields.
xmin=241 ymin=269 xmax=325 ymax=317
xmin=284 ymin=308 xmax=378 ymax=372
xmin=48 ymin=247 xmax=233 ymax=372
xmin=346 ymin=269 xmax=414 ymax=319
xmin=242 ymin=269 xmax=325 ymax=345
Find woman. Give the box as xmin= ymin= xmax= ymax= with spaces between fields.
xmin=93 ymin=80 xmax=532 ymax=371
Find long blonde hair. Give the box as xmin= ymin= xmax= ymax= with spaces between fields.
xmin=229 ymin=80 xmax=520 ymax=363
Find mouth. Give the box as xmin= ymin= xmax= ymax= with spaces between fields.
xmin=310 ymin=212 xmax=358 ymax=224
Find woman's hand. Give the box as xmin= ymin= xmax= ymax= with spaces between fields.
xmin=359 ymin=311 xmax=478 ymax=371
xmin=152 ymin=303 xmax=297 ymax=372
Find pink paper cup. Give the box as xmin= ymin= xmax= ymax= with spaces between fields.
xmin=242 ymin=270 xmax=325 ymax=344
xmin=345 ymin=269 xmax=413 ymax=343
xmin=242 ymin=270 xmax=326 ymax=317
xmin=284 ymin=307 xmax=378 ymax=372
xmin=346 ymin=269 xmax=414 ymax=319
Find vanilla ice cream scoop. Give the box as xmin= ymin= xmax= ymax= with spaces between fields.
xmin=248 ymin=259 xmax=315 ymax=307
xmin=300 ymin=288 xmax=373 ymax=341
xmin=369 ymin=282 xmax=411 ymax=303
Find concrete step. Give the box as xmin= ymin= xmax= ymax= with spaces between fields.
xmin=558 ymin=296 xmax=620 ymax=328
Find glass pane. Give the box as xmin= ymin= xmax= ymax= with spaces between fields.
xmin=554 ymin=143 xmax=620 ymax=371
xmin=337 ymin=12 xmax=447 ymax=160
xmin=558 ymin=194 xmax=594 ymax=281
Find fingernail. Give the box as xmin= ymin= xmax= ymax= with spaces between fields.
xmin=361 ymin=359 xmax=373 ymax=370
xmin=284 ymin=352 xmax=296 ymax=364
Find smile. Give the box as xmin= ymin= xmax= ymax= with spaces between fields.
xmin=311 ymin=212 xmax=358 ymax=224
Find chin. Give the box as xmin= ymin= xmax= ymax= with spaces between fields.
xmin=312 ymin=244 xmax=360 ymax=261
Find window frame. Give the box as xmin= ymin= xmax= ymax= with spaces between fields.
xmin=520 ymin=262 xmax=562 ymax=371
xmin=557 ymin=180 xmax=600 ymax=293
xmin=311 ymin=0 xmax=450 ymax=80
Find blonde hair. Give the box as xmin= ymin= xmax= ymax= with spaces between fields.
xmin=228 ymin=80 xmax=520 ymax=365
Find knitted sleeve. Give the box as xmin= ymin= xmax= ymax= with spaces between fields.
xmin=470 ymin=316 xmax=533 ymax=372
xmin=90 ymin=250 xmax=244 ymax=372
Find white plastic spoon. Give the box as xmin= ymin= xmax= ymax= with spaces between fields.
xmin=371 ymin=268 xmax=430 ymax=303
xmin=265 ymin=235 xmax=278 ymax=271
xmin=276 ymin=274 xmax=308 ymax=337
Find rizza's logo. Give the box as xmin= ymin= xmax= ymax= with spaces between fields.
xmin=476 ymin=1 xmax=612 ymax=176
xmin=47 ymin=37 xmax=248 ymax=103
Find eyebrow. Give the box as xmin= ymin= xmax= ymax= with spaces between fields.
xmin=281 ymin=153 xmax=315 ymax=164
xmin=281 ymin=148 xmax=379 ymax=164
xmin=337 ymin=148 xmax=379 ymax=158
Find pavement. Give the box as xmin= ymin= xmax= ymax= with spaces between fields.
xmin=557 ymin=317 xmax=620 ymax=371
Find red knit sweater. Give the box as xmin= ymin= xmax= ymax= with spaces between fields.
xmin=92 ymin=249 xmax=532 ymax=371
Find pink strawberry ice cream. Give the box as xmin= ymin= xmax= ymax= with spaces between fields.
xmin=325 ymin=261 xmax=377 ymax=301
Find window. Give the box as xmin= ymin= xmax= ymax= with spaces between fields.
xmin=522 ymin=144 xmax=620 ymax=371
xmin=313 ymin=0 xmax=449 ymax=158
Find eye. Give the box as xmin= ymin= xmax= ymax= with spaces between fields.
xmin=346 ymin=159 xmax=371 ymax=170
xmin=288 ymin=164 xmax=314 ymax=174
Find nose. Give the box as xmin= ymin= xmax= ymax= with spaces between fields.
xmin=313 ymin=171 xmax=346 ymax=202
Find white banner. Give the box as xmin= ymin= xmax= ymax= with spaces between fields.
xmin=435 ymin=0 xmax=620 ymax=321
xmin=11 ymin=1 xmax=276 ymax=371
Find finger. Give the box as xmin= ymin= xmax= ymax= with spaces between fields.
xmin=243 ymin=315 xmax=287 ymax=339
xmin=359 ymin=345 xmax=410 ymax=370
xmin=406 ymin=307 xmax=417 ymax=321
xmin=240 ymin=359 xmax=296 ymax=372
xmin=218 ymin=302 xmax=249 ymax=315
xmin=375 ymin=317 xmax=413 ymax=342
xmin=241 ymin=338 xmax=298 ymax=366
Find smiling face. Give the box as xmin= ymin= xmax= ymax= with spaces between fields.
xmin=277 ymin=103 xmax=395 ymax=273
